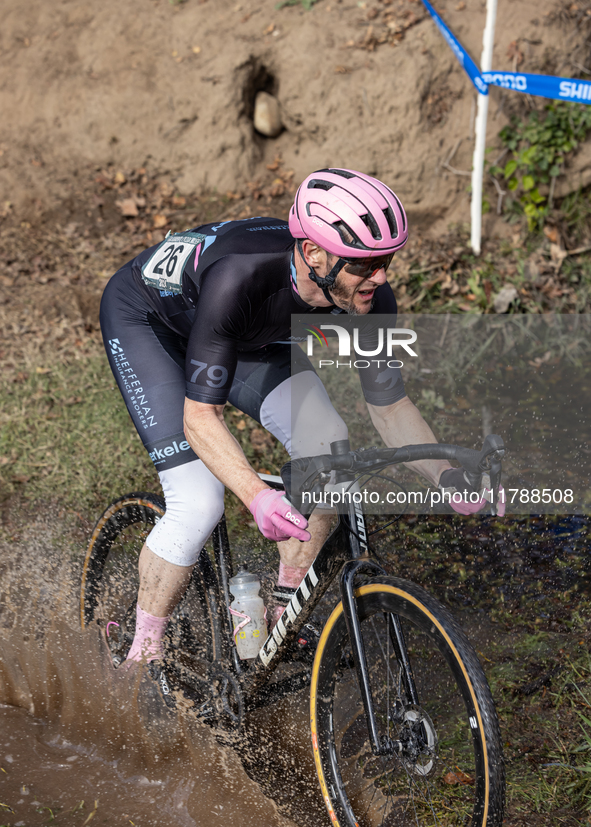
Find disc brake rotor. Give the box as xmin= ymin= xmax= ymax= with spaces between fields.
xmin=398 ymin=705 xmax=438 ymax=776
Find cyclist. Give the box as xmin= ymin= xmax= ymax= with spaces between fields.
xmin=100 ymin=168 xmax=490 ymax=671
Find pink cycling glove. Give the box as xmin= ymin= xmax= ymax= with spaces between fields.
xmin=439 ymin=469 xmax=506 ymax=517
xmin=249 ymin=489 xmax=311 ymax=542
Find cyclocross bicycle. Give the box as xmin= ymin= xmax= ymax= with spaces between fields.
xmin=80 ymin=434 xmax=506 ymax=827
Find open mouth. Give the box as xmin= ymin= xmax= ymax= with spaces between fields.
xmin=357 ymin=287 xmax=375 ymax=300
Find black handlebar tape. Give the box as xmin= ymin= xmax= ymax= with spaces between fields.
xmin=282 ymin=437 xmax=505 ymax=501
xmin=363 ymin=438 xmax=504 ymax=476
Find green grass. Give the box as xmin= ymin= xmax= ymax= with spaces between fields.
xmin=0 ymin=355 xmax=159 ymax=511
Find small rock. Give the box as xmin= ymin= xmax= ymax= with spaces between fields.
xmin=253 ymin=91 xmax=282 ymax=138
xmin=493 ymin=286 xmax=518 ymax=314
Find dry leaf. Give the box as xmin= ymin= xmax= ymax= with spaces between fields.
xmin=543 ymin=225 xmax=558 ymax=243
xmin=117 ymin=198 xmax=139 ymax=217
xmin=12 ymin=474 xmax=30 ymax=484
xmin=236 ymin=420 xmax=246 ymax=430
xmin=35 ymin=367 xmax=51 ymax=374
xmin=529 ymin=350 xmax=552 ymax=368
xmin=192 ymin=46 xmax=201 ymax=54
xmin=269 ymin=179 xmax=285 ymax=198
xmin=444 ymin=769 xmax=474 ymax=785
xmin=250 ymin=428 xmax=273 ymax=452
xmin=506 ymin=40 xmax=524 ymax=66
xmin=153 ymin=214 xmax=168 ymax=228
xmin=114 ymin=171 xmax=126 ymax=185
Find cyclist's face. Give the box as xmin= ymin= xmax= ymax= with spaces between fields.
xmin=325 ymin=255 xmax=390 ymax=315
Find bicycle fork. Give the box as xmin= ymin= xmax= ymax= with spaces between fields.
xmin=340 ymin=559 xmax=421 ymax=757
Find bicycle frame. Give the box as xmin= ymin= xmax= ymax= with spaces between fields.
xmin=191 ymin=431 xmax=504 ymax=749
xmin=196 ymin=482 xmax=415 ymax=756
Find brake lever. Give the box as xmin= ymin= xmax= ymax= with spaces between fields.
xmin=478 ymin=435 xmax=505 ymax=471
xmin=488 ymin=453 xmax=503 ymax=516
xmin=281 ymin=457 xmax=332 ymax=516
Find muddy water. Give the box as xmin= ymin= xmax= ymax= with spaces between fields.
xmin=0 ymin=512 xmax=322 ymax=827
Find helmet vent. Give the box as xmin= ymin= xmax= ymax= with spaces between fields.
xmin=328 ymin=169 xmax=355 ymax=179
xmin=360 ymin=212 xmax=381 ymax=241
xmin=383 ymin=206 xmax=397 ymax=237
xmin=307 ymin=179 xmax=334 ymax=191
xmin=333 ymin=220 xmax=362 ymax=248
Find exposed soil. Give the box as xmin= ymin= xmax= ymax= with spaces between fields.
xmin=2 ymin=0 xmax=591 ymax=235
xmin=1 ymin=1 xmax=591 ymax=825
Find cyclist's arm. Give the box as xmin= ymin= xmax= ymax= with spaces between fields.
xmin=183 ymin=398 xmax=268 ymax=507
xmin=366 ymin=396 xmax=452 ymax=486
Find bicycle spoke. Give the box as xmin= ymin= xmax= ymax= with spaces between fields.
xmin=312 ymin=580 xmax=503 ymax=827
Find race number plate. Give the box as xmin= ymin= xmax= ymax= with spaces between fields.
xmin=141 ymin=231 xmax=206 ymax=293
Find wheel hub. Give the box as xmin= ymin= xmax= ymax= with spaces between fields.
xmin=396 ymin=706 xmax=438 ymax=776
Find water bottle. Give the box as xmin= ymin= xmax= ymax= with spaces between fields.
xmin=229 ymin=567 xmax=267 ymax=659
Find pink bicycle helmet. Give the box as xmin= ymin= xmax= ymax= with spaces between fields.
xmin=289 ymin=168 xmax=408 ymax=257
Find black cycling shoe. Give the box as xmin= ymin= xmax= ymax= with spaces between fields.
xmin=147 ymin=661 xmax=177 ymax=710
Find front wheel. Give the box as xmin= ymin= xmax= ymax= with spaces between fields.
xmin=310 ymin=577 xmax=505 ymax=827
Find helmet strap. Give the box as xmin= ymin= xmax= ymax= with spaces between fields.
xmin=296 ymin=239 xmax=345 ymax=305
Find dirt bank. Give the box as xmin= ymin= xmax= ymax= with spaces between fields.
xmin=2 ymin=0 xmax=591 ymax=235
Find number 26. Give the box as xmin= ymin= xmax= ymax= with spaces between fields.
xmin=154 ymin=244 xmax=184 ymax=277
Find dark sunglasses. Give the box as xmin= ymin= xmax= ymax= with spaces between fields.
xmin=341 ymin=253 xmax=394 ymax=278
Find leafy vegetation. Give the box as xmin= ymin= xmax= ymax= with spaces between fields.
xmin=489 ymin=101 xmax=591 ymax=231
